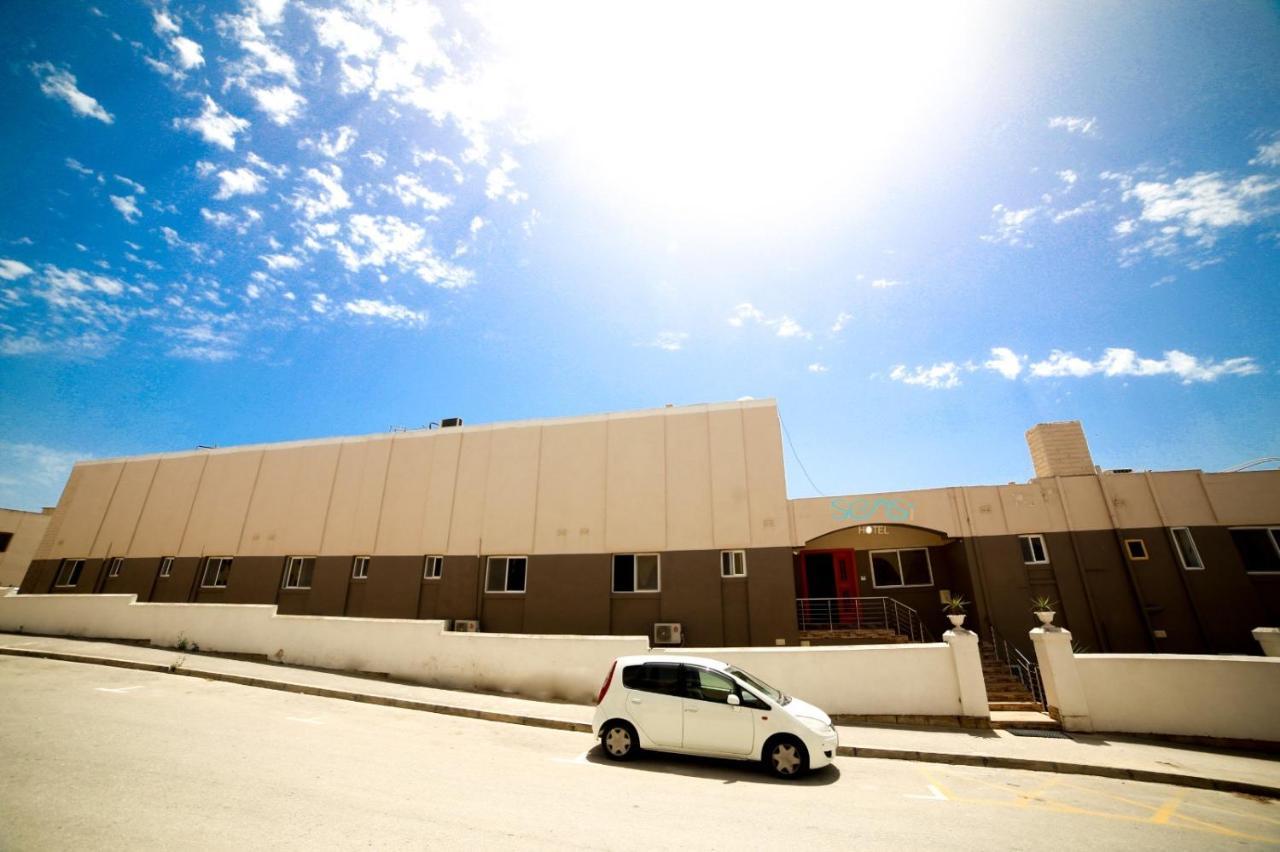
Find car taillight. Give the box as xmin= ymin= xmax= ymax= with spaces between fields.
xmin=595 ymin=660 xmax=617 ymax=705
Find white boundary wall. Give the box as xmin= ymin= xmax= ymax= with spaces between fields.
xmin=1032 ymin=627 xmax=1280 ymax=743
xmin=0 ymin=594 xmax=989 ymax=718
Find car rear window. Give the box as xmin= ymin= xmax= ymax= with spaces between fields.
xmin=621 ymin=663 xmax=683 ymax=696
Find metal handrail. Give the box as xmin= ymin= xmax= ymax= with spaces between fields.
xmin=795 ymin=596 xmax=935 ymax=643
xmin=986 ymin=624 xmax=1047 ymax=710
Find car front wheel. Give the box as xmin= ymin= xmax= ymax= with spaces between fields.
xmin=765 ymin=736 xmax=809 ymax=779
xmin=601 ymin=721 xmax=639 ymax=761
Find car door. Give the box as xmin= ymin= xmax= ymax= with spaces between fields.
xmin=680 ymin=666 xmax=756 ymax=756
xmin=622 ymin=662 xmax=684 ymax=748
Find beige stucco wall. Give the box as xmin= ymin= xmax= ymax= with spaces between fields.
xmin=790 ymin=468 xmax=1280 ymax=544
xmin=0 ymin=508 xmax=53 ymax=586
xmin=38 ymin=400 xmax=791 ymax=561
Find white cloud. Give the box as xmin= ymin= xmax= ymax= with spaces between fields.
xmin=727 ymin=303 xmax=765 ymax=327
xmin=831 ymin=311 xmax=852 ymax=333
xmin=163 ymin=324 xmax=237 ymax=362
xmin=984 ymin=346 xmax=1024 ymax=380
xmin=981 ymin=204 xmax=1040 ymax=247
xmin=1057 ymin=169 xmax=1078 ymax=186
xmin=310 ymin=292 xmax=330 ymax=314
xmin=0 ymin=442 xmax=85 ymax=510
xmin=250 ymin=0 xmax=288 ymax=26
xmin=889 ymin=362 xmax=962 ymax=390
xmin=1048 ymin=115 xmax=1098 ymax=137
xmin=647 ymin=331 xmax=688 ymax=351
xmin=726 ymin=302 xmax=812 ymax=338
xmin=344 ymin=298 xmax=428 ymax=326
xmin=250 ymin=84 xmax=306 ymax=125
xmin=362 ymin=151 xmax=387 ymax=168
xmin=153 ymin=9 xmax=180 ymax=35
xmin=171 ymin=36 xmax=205 ymax=69
xmin=306 ymin=126 xmax=358 ymax=158
xmin=109 ymin=195 xmax=141 ymax=223
xmin=870 ymin=278 xmax=901 ymax=288
xmin=291 ymin=164 xmax=351 ymax=219
xmin=261 ymin=253 xmax=302 ymax=270
xmin=1030 ymin=347 xmax=1261 ymax=384
xmin=773 ymin=317 xmax=809 ymax=338
xmin=114 ymin=175 xmax=146 ymax=195
xmin=65 ymin=158 xmax=96 ymax=176
xmin=1052 ymin=200 xmax=1100 ymax=223
xmin=214 ymin=167 xmax=267 ymax=199
xmin=175 ymin=96 xmax=250 ymax=150
xmin=31 ymin=63 xmax=114 ymax=123
xmin=0 ymin=259 xmax=34 ymax=280
xmin=1250 ymin=140 xmax=1280 ymax=168
xmin=485 ymin=153 xmax=528 ymax=203
xmin=807 ymin=362 xmax=828 ymax=373
xmin=333 ymin=214 xmax=473 ymax=288
xmin=390 ymin=174 xmax=452 ymax=210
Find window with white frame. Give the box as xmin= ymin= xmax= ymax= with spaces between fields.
xmin=352 ymin=556 xmax=370 ymax=580
xmin=1124 ymin=539 xmax=1149 ymax=561
xmin=107 ymin=557 xmax=124 ymax=578
xmin=423 ymin=555 xmax=443 ymax=580
xmin=1171 ymin=527 xmax=1203 ymax=570
xmin=159 ymin=557 xmax=174 ymax=578
xmin=1019 ymin=534 xmax=1050 ymax=565
xmin=612 ymin=554 xmax=660 ymax=593
xmin=486 ymin=556 xmax=527 ymax=593
xmin=720 ymin=550 xmax=747 ymax=578
xmin=55 ymin=558 xmax=85 ymax=588
xmin=1229 ymin=527 xmax=1279 ymax=574
xmin=201 ymin=556 xmax=233 ymax=588
xmin=282 ymin=556 xmax=315 ymax=589
xmin=870 ymin=549 xmax=933 ymax=588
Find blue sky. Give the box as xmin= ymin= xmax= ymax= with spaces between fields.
xmin=1 ymin=0 xmax=1278 ymax=511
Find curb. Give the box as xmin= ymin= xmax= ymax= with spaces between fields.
xmin=3 ymin=646 xmax=1275 ymax=799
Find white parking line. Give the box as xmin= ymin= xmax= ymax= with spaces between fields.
xmin=906 ymin=785 xmax=948 ymax=801
xmin=95 ymin=686 xmax=144 ymax=694
xmin=551 ymin=752 xmax=592 ymax=765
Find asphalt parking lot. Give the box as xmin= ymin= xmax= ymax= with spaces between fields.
xmin=1 ymin=656 xmax=1276 ymax=850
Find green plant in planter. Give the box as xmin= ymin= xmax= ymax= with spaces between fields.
xmin=1030 ymin=595 xmax=1057 ymax=613
xmin=942 ymin=594 xmax=969 ymax=615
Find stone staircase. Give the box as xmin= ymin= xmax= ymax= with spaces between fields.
xmin=981 ymin=646 xmax=1060 ymax=730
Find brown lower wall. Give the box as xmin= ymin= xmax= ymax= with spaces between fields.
xmin=17 ymin=523 xmax=1278 ymax=653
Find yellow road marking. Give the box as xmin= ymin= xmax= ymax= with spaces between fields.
xmin=1150 ymin=794 xmax=1184 ymax=825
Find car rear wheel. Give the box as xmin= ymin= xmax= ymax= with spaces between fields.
xmin=765 ymin=736 xmax=809 ymax=779
xmin=601 ymin=721 xmax=639 ymax=761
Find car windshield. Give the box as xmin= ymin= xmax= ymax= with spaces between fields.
xmin=726 ymin=665 xmax=789 ymax=704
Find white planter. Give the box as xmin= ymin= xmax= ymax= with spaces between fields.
xmin=947 ymin=614 xmax=966 ymax=628
xmin=1035 ymin=610 xmax=1055 ymax=626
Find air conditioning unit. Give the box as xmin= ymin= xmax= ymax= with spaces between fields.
xmin=440 ymin=417 xmax=463 ymax=428
xmin=652 ymin=622 xmax=683 ymax=646
xmin=452 ymin=619 xmax=480 ymax=632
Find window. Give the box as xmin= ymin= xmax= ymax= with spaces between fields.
xmin=1230 ymin=528 xmax=1280 ymax=574
xmin=282 ymin=556 xmax=315 ymax=589
xmin=424 ymin=555 xmax=444 ymax=580
xmin=720 ymin=550 xmax=747 ymax=578
xmin=686 ymin=667 xmax=737 ymax=704
xmin=201 ymin=556 xmax=233 ymax=588
xmin=159 ymin=557 xmax=173 ymax=578
xmin=485 ymin=556 xmax=527 ymax=593
xmin=1124 ymin=539 xmax=1149 ymax=561
xmin=612 ymin=554 xmax=660 ymax=593
xmin=621 ymin=663 xmax=683 ymax=696
xmin=107 ymin=557 xmax=124 ymax=578
xmin=1171 ymin=527 xmax=1203 ymax=570
xmin=870 ymin=549 xmax=933 ymax=588
xmin=55 ymin=559 xmax=85 ymax=588
xmin=352 ymin=556 xmax=369 ymax=579
xmin=1019 ymin=535 xmax=1050 ymax=564
xmin=0 ymin=531 xmax=11 ymax=552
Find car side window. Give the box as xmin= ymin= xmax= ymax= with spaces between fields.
xmin=685 ymin=667 xmax=738 ymax=704
xmin=622 ymin=663 xmax=683 ymax=696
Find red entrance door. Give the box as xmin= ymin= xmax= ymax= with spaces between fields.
xmin=796 ymin=549 xmax=860 ymax=629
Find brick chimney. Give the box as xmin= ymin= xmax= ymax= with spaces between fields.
xmin=1026 ymin=421 xmax=1096 ymax=478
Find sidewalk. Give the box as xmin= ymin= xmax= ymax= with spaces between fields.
xmin=2 ymin=632 xmax=1277 ymax=798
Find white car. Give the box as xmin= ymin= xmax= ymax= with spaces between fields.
xmin=592 ymin=655 xmax=838 ymax=779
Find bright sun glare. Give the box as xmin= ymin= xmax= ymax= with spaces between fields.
xmin=477 ymin=2 xmax=983 ymax=228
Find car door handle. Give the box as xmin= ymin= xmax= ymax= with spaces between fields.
xmin=629 ymin=696 xmax=642 ymax=703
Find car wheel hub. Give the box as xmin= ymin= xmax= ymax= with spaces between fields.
xmin=772 ymin=744 xmax=800 ymax=774
xmin=606 ymin=728 xmax=631 ymax=755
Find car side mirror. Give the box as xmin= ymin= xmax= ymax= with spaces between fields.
xmin=727 ymin=693 xmax=741 ymax=706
